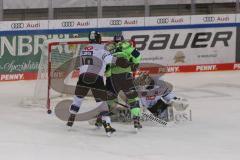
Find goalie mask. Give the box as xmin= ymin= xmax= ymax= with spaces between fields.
xmin=89 ymin=31 xmax=101 ymax=44
xmin=134 ymin=72 xmax=155 ymax=90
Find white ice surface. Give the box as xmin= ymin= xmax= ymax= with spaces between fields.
xmin=0 ymin=71 xmax=240 ymax=160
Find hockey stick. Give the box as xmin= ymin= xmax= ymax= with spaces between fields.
xmin=114 ymin=101 xmax=167 ymax=126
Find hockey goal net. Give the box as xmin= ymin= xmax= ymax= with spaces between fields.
xmin=26 ymin=39 xmax=135 ymax=113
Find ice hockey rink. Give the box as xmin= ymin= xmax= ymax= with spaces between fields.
xmin=0 ymin=71 xmax=239 ymax=160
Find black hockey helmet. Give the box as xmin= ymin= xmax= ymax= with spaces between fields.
xmin=113 ymin=34 xmax=124 ymax=43
xmin=88 ymin=31 xmax=101 ymax=44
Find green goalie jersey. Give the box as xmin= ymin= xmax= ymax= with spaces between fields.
xmin=105 ymin=40 xmax=141 ymax=77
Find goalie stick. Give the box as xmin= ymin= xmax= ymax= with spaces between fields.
xmin=114 ymin=101 xmax=168 ymax=126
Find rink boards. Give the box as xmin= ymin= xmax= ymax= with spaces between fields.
xmin=0 ymin=14 xmax=240 ymax=81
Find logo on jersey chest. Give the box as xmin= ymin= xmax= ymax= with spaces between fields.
xmin=84 ymin=46 xmax=93 ymax=50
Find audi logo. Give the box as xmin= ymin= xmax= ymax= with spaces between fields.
xmin=203 ymin=17 xmax=215 ymax=22
xmin=61 ymin=21 xmax=75 ymax=27
xmin=109 ymin=20 xmax=122 ymax=25
xmin=11 ymin=23 xmax=24 ymax=29
xmin=157 ymin=18 xmax=169 ymax=24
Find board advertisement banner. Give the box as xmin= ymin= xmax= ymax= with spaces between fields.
xmin=0 ymin=20 xmax=49 ymax=31
xmin=145 ymin=16 xmax=190 ymax=26
xmin=98 ymin=17 xmax=145 ymax=28
xmin=0 ymin=14 xmax=240 ymax=82
xmin=49 ymin=19 xmax=98 ymax=29
xmin=0 ymin=32 xmax=119 ymax=74
xmin=123 ymin=27 xmax=236 ymax=66
xmin=191 ymin=14 xmax=236 ymax=24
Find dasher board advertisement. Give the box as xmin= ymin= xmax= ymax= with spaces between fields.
xmin=123 ymin=27 xmax=236 ymax=65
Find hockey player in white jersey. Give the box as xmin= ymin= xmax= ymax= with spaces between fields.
xmin=66 ymin=31 xmax=130 ymax=136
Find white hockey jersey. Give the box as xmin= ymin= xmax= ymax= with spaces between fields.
xmin=79 ymin=44 xmax=114 ymax=77
xmin=139 ymin=76 xmax=175 ymax=108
